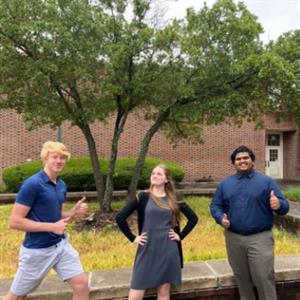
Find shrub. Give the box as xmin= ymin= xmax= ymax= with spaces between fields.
xmin=2 ymin=157 xmax=185 ymax=192
xmin=284 ymin=188 xmax=300 ymax=203
xmin=2 ymin=160 xmax=43 ymax=192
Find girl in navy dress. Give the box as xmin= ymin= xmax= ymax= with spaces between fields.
xmin=116 ymin=164 xmax=198 ymax=300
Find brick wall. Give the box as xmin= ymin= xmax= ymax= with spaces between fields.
xmin=0 ymin=110 xmax=299 ymax=183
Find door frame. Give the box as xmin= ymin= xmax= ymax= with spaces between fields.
xmin=265 ymin=132 xmax=283 ymax=179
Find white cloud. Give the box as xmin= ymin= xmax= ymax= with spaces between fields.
xmin=161 ymin=0 xmax=300 ymax=42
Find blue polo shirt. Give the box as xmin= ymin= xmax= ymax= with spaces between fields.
xmin=16 ymin=170 xmax=67 ymax=248
xmin=210 ymin=170 xmax=289 ymax=235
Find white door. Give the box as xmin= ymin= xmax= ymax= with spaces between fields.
xmin=265 ymin=133 xmax=283 ymax=179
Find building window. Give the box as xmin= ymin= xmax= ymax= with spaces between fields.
xmin=267 ymin=134 xmax=280 ymax=146
xmin=269 ymin=149 xmax=278 ymax=161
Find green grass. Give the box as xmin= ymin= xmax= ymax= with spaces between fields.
xmin=0 ymin=197 xmax=300 ymax=279
xmin=284 ymin=188 xmax=300 ymax=203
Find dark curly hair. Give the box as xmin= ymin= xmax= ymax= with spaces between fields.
xmin=230 ymin=146 xmax=255 ymax=164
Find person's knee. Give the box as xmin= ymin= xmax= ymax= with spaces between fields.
xmin=158 ymin=289 xmax=168 ymax=297
xmin=254 ymin=273 xmax=275 ymax=289
xmin=251 ymin=263 xmax=275 ymax=283
xmin=69 ymin=274 xmax=89 ymax=292
xmin=157 ymin=284 xmax=170 ymax=298
xmin=76 ymin=275 xmax=89 ymax=291
xmin=128 ymin=289 xmax=145 ymax=300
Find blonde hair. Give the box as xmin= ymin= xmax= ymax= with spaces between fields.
xmin=149 ymin=164 xmax=181 ymax=225
xmin=40 ymin=141 xmax=71 ymax=162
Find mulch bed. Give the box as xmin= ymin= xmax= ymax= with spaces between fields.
xmin=74 ymin=210 xmax=137 ymax=232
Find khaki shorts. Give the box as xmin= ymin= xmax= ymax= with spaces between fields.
xmin=11 ymin=237 xmax=84 ymax=296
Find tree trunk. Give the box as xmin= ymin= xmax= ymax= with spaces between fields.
xmin=80 ymin=124 xmax=105 ymax=208
xmin=51 ymin=82 xmax=105 ymax=208
xmin=127 ymin=107 xmax=171 ymax=200
xmin=102 ymin=109 xmax=129 ymax=212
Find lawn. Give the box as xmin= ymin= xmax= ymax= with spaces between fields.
xmin=0 ymin=197 xmax=299 ymax=279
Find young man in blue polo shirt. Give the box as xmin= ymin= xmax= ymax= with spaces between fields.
xmin=210 ymin=145 xmax=289 ymax=300
xmin=4 ymin=141 xmax=89 ymax=300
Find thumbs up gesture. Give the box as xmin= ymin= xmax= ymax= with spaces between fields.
xmin=270 ymin=190 xmax=280 ymax=210
xmin=221 ymin=213 xmax=230 ymax=229
xmin=72 ymin=197 xmax=88 ymax=218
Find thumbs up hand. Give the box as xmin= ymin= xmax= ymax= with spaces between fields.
xmin=71 ymin=197 xmax=88 ymax=219
xmin=270 ymin=190 xmax=280 ymax=210
xmin=221 ymin=213 xmax=230 ymax=229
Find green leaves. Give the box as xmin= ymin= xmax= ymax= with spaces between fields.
xmin=0 ymin=0 xmax=110 ymax=126
xmin=0 ymin=0 xmax=298 ymax=144
xmin=265 ymin=30 xmax=300 ymax=122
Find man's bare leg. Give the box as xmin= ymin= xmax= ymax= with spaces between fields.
xmin=3 ymin=291 xmax=26 ymax=300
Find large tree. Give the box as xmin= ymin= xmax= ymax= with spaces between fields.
xmin=265 ymin=30 xmax=300 ymax=121
xmin=0 ymin=0 xmax=298 ymax=211
xmin=0 ymin=0 xmax=111 ymax=208
xmin=126 ymin=1 xmax=300 ymax=199
xmin=0 ymin=0 xmax=163 ymax=211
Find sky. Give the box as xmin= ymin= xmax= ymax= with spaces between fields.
xmin=161 ymin=0 xmax=300 ymax=43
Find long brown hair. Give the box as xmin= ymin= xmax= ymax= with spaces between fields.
xmin=149 ymin=164 xmax=181 ymax=225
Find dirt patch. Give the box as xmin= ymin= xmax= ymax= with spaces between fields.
xmin=74 ymin=210 xmax=137 ymax=232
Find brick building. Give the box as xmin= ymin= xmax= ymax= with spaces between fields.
xmin=0 ymin=110 xmax=299 ymax=183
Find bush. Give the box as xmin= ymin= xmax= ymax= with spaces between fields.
xmin=284 ymin=188 xmax=300 ymax=203
xmin=2 ymin=157 xmax=185 ymax=192
xmin=2 ymin=160 xmax=43 ymax=193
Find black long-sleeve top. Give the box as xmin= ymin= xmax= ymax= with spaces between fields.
xmin=115 ymin=191 xmax=198 ymax=267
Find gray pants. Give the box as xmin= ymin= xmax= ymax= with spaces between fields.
xmin=224 ymin=230 xmax=277 ymax=300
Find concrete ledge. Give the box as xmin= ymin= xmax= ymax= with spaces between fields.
xmin=1 ymin=255 xmax=300 ymax=300
xmin=0 ymin=188 xmax=216 ymax=204
xmin=274 ymin=202 xmax=300 ymax=236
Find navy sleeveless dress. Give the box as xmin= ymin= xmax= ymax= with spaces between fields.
xmin=130 ymin=196 xmax=181 ymax=289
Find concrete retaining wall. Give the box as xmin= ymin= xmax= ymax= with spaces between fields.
xmin=1 ymin=255 xmax=300 ymax=300
xmin=0 ymin=188 xmax=216 ymax=205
